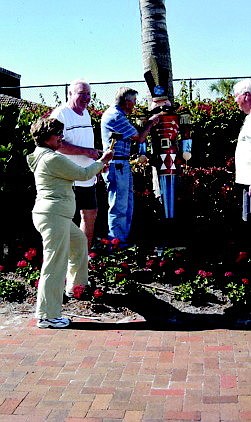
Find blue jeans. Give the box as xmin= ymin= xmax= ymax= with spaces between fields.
xmin=102 ymin=161 xmax=133 ymax=243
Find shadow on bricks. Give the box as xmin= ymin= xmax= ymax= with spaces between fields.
xmin=69 ymin=290 xmax=251 ymax=331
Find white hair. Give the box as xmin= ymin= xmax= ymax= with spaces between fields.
xmin=233 ymin=78 xmax=251 ymax=96
xmin=68 ymin=79 xmax=90 ymax=95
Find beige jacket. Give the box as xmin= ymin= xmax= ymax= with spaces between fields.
xmin=27 ymin=147 xmax=103 ymax=218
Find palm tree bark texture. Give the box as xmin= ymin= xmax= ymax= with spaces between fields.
xmin=139 ymin=1 xmax=182 ymax=219
xmin=139 ymin=0 xmax=174 ymax=103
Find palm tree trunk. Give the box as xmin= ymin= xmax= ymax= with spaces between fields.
xmin=139 ymin=0 xmax=174 ymax=102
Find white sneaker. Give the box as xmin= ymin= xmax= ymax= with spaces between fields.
xmin=37 ymin=317 xmax=70 ymax=328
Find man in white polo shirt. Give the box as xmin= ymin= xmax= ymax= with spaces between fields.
xmin=51 ymin=79 xmax=100 ymax=252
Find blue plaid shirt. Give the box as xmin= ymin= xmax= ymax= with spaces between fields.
xmin=101 ymin=105 xmax=137 ymax=156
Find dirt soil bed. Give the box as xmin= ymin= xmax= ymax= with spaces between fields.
xmin=1 ymin=281 xmax=250 ymax=330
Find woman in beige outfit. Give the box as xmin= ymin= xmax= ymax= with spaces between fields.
xmin=27 ymin=117 xmax=113 ymax=328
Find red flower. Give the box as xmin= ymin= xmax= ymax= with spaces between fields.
xmin=115 ymin=273 xmax=128 ymax=282
xmin=24 ymin=248 xmax=37 ymax=260
xmin=197 ymin=103 xmax=212 ymax=115
xmin=197 ymin=270 xmax=213 ymax=278
xmin=111 ymin=238 xmax=121 ymax=246
xmin=93 ymin=288 xmax=103 ymax=299
xmin=236 ymin=251 xmax=249 ymax=263
xmin=142 ymin=189 xmax=151 ymax=196
xmin=42 ymin=110 xmax=53 ymax=118
xmin=159 ymin=260 xmax=168 ymax=270
xmin=120 ymin=262 xmax=130 ymax=274
xmin=100 ymin=238 xmax=110 ymax=245
xmin=17 ymin=260 xmax=28 ymax=268
xmin=73 ymin=284 xmax=86 ymax=299
xmin=34 ymin=279 xmax=40 ymax=288
xmin=224 ymin=272 xmax=234 ymax=277
xmin=242 ymin=278 xmax=249 ymax=285
xmin=88 ymin=252 xmax=98 ymax=259
xmin=0 ymin=265 xmax=5 ymax=271
xmin=28 ymin=248 xmax=37 ymax=257
xmin=174 ymin=267 xmax=185 ymax=275
xmin=145 ymin=259 xmax=158 ymax=270
xmin=24 ymin=251 xmax=33 ymax=261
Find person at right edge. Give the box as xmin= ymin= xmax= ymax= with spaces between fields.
xmin=234 ymin=78 xmax=251 ymax=258
xmin=101 ymin=87 xmax=160 ymax=248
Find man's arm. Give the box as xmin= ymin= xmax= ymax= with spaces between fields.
xmin=131 ymin=114 xmax=160 ymax=143
xmin=58 ymin=141 xmax=100 ymax=159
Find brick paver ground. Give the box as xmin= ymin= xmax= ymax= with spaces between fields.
xmin=0 ymin=314 xmax=250 ymax=421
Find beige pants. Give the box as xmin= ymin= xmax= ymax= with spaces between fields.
xmin=33 ymin=212 xmax=88 ymax=319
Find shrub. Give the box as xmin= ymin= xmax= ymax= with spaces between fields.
xmin=0 ymin=275 xmax=27 ymax=302
xmin=173 ymin=270 xmax=214 ymax=303
xmin=0 ymin=242 xmax=251 ymax=308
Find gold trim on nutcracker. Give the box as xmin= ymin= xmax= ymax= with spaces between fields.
xmin=161 ymin=138 xmax=172 ymax=149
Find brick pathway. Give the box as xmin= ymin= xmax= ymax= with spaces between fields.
xmin=0 ymin=314 xmax=250 ymax=421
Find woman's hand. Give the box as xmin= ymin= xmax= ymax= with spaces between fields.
xmin=99 ymin=149 xmax=114 ymax=165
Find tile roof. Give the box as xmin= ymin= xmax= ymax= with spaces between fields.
xmin=0 ymin=67 xmax=21 ymax=79
xmin=0 ymin=94 xmax=40 ymax=109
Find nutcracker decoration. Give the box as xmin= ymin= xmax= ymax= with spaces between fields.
xmin=150 ymin=104 xmax=179 ymax=218
xmin=143 ymin=56 xmax=192 ymax=218
xmin=143 ymin=56 xmax=178 ymax=218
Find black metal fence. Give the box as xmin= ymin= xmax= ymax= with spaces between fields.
xmin=1 ymin=76 xmax=251 ymax=108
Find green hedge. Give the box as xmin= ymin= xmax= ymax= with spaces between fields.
xmin=0 ymin=94 xmax=245 ymax=268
